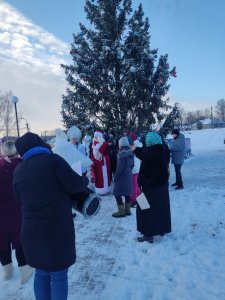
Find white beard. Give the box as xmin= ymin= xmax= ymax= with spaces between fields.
xmin=92 ymin=137 xmax=104 ymax=161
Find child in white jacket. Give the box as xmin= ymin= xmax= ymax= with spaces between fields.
xmin=130 ymin=140 xmax=142 ymax=207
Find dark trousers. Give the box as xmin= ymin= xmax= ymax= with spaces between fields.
xmin=0 ymin=244 xmax=26 ymax=266
xmin=115 ymin=196 xmax=131 ymax=205
xmin=174 ymin=164 xmax=183 ymax=187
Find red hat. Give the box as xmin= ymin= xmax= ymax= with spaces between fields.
xmin=130 ymin=132 xmax=137 ymax=141
xmin=94 ymin=129 xmax=103 ymax=138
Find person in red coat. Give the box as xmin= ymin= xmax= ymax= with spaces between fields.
xmin=0 ymin=140 xmax=33 ymax=283
xmin=91 ymin=130 xmax=111 ymax=195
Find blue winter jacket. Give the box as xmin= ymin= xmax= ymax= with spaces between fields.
xmin=170 ymin=133 xmax=185 ymax=164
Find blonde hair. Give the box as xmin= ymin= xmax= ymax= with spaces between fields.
xmin=1 ymin=140 xmax=17 ymax=157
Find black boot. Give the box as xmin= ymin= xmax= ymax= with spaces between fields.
xmin=171 ymin=182 xmax=178 ymax=186
xmin=137 ymin=235 xmax=153 ymax=243
xmin=175 ymin=185 xmax=184 ymax=190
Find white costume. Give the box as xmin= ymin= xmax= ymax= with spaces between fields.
xmin=67 ymin=125 xmax=86 ymax=157
xmin=52 ymin=129 xmax=92 ymax=175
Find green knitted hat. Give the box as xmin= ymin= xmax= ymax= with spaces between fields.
xmin=145 ymin=132 xmax=162 ymax=147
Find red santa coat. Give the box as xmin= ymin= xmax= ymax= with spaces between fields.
xmin=91 ymin=141 xmax=111 ymax=191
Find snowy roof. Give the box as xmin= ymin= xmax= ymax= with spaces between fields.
xmin=199 ymin=118 xmax=212 ymax=125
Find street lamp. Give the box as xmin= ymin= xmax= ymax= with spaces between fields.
xmin=11 ymin=96 xmax=20 ymax=137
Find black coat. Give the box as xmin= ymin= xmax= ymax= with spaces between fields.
xmin=134 ymin=144 xmax=169 ymax=188
xmin=134 ymin=145 xmax=171 ymax=236
xmin=13 ymin=152 xmax=85 ymax=272
xmin=107 ymin=138 xmax=118 ymax=175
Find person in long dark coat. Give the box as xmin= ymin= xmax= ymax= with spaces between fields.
xmin=107 ymin=130 xmax=118 ymax=181
xmin=112 ymin=136 xmax=134 ymax=217
xmin=13 ymin=132 xmax=86 ymax=300
xmin=0 ymin=140 xmax=33 ymax=284
xmin=132 ymin=132 xmax=171 ymax=243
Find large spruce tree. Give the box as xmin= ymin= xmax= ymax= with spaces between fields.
xmin=159 ymin=102 xmax=181 ymax=138
xmin=61 ymin=0 xmax=176 ymax=131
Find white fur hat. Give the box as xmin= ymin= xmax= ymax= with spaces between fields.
xmin=55 ymin=128 xmax=68 ymax=140
xmin=67 ymin=125 xmax=82 ymax=141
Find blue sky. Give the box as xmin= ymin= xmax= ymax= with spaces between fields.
xmin=1 ymin=0 xmax=225 ymax=132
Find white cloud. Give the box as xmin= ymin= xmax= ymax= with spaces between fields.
xmin=0 ymin=31 xmax=11 ymax=43
xmin=0 ymin=1 xmax=71 ymax=135
xmin=0 ymin=59 xmax=67 ymax=135
xmin=34 ymin=43 xmax=45 ymax=50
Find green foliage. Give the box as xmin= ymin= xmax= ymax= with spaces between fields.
xmin=159 ymin=103 xmax=180 ymax=137
xmin=61 ymin=0 xmax=175 ymax=131
xmin=197 ymin=121 xmax=203 ymax=130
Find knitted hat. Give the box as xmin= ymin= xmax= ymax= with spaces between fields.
xmin=171 ymin=129 xmax=179 ymax=136
xmin=119 ymin=136 xmax=130 ymax=148
xmin=145 ymin=132 xmax=162 ymax=147
xmin=67 ymin=125 xmax=82 ymax=141
xmin=15 ymin=132 xmax=50 ymax=156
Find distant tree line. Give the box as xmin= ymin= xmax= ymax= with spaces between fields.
xmin=175 ymin=99 xmax=225 ymax=128
xmin=0 ymin=90 xmax=22 ymax=138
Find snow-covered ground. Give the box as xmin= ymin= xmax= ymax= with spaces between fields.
xmin=1 ymin=128 xmax=225 ymax=300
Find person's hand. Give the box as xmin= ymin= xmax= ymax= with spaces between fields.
xmin=130 ymin=144 xmax=137 ymax=151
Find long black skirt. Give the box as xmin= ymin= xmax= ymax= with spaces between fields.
xmin=136 ymin=182 xmax=171 ymax=237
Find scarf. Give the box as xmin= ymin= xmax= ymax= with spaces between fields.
xmin=22 ymin=146 xmax=51 ymax=160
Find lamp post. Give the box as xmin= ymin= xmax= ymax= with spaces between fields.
xmin=11 ymin=96 xmax=20 ymax=137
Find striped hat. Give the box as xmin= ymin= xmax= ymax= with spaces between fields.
xmin=145 ymin=132 xmax=162 ymax=147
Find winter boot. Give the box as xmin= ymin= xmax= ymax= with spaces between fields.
xmin=175 ymin=185 xmax=184 ymax=190
xmin=2 ymin=262 xmax=13 ymax=280
xmin=112 ymin=204 xmax=126 ymax=218
xmin=137 ymin=235 xmax=153 ymax=243
xmin=125 ymin=203 xmax=131 ymax=216
xmin=19 ymin=265 xmax=34 ymax=284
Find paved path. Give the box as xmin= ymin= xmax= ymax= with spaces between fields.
xmin=1 ymin=149 xmax=225 ymax=300
xmin=68 ymin=195 xmax=128 ymax=299
xmin=69 ymin=149 xmax=225 ymax=299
